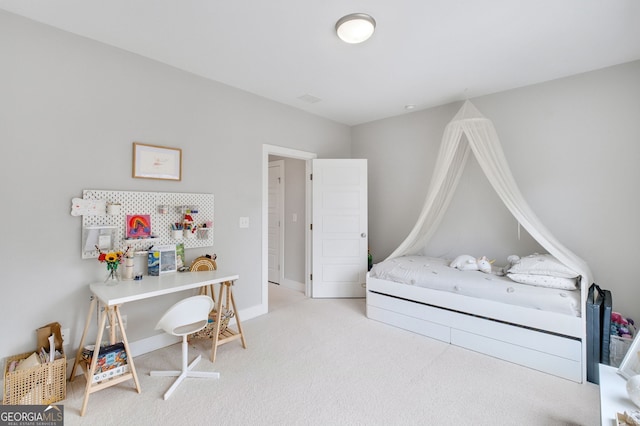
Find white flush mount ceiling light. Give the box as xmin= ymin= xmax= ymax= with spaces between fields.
xmin=335 ymin=13 xmax=376 ymax=44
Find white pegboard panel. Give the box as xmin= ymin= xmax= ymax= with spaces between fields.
xmin=80 ymin=189 xmax=214 ymax=259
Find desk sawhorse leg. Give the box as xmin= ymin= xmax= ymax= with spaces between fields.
xmin=209 ymin=280 xmax=247 ymax=362
xmin=69 ymin=297 xmax=141 ymax=416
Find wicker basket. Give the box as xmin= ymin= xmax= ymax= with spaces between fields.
xmin=3 ymin=351 xmax=66 ymax=405
xmin=189 ymin=309 xmax=233 ymax=340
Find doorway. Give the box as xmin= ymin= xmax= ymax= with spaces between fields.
xmin=267 ymin=156 xmax=306 ymax=293
xmin=262 ymin=145 xmax=317 ymax=313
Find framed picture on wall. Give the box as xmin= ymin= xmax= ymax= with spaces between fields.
xmin=133 ymin=142 xmax=182 ymax=181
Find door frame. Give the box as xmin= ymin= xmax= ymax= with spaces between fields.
xmin=262 ymin=144 xmax=317 ymax=310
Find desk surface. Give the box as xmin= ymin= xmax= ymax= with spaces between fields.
xmin=90 ymin=270 xmax=239 ymax=306
xmin=599 ymin=364 xmax=638 ymax=425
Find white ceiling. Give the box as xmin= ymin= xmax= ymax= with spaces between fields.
xmin=2 ymin=0 xmax=640 ymax=125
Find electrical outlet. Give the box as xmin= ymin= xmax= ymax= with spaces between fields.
xmin=61 ymin=328 xmax=69 ymax=345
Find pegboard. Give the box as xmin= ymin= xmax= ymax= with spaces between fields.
xmin=79 ymin=189 xmax=214 ymax=259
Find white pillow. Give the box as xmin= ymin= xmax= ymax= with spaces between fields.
xmin=506 ymin=253 xmax=578 ymax=278
xmin=507 ymin=273 xmax=578 ymax=290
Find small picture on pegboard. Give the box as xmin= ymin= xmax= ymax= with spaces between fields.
xmin=126 ymin=214 xmax=151 ymax=238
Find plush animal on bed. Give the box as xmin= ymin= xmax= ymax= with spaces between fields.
xmin=449 ymin=255 xmax=493 ymax=274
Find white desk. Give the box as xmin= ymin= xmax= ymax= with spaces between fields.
xmin=70 ymin=270 xmax=239 ymax=416
xmin=90 ymin=270 xmax=239 ymax=306
xmin=599 ymin=363 xmax=638 ymax=425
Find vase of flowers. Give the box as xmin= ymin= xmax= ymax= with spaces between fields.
xmin=96 ymin=246 xmax=130 ymax=284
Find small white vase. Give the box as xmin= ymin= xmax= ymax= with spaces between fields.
xmin=122 ymin=256 xmax=134 ymax=281
xmin=626 ymin=375 xmax=640 ymax=408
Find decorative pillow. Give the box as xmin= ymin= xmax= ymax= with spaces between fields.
xmin=506 ymin=253 xmax=578 ymax=278
xmin=507 ymin=273 xmax=578 ymax=290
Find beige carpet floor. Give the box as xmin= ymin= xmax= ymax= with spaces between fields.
xmin=61 ymin=284 xmax=600 ymax=425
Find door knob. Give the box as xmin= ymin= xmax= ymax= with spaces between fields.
xmin=361 ymin=233 xmax=367 ymax=238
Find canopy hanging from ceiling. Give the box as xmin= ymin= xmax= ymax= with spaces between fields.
xmin=387 ymin=100 xmax=592 ymax=287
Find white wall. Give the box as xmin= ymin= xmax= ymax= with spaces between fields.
xmin=353 ymin=60 xmax=640 ymax=318
xmin=0 ymin=11 xmax=350 ymax=359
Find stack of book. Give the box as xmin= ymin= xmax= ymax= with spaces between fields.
xmin=82 ymin=342 xmax=129 ymax=383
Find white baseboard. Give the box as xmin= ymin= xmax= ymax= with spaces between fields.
xmin=129 ymin=333 xmax=180 ymax=357
xmin=240 ymin=303 xmax=267 ymax=320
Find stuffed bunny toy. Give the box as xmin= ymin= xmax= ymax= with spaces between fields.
xmin=450 ymin=255 xmax=493 ymax=274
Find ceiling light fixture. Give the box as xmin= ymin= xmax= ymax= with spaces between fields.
xmin=335 ymin=13 xmax=376 ymax=44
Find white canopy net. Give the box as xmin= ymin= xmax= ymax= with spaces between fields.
xmin=387 ymin=101 xmax=592 ymax=289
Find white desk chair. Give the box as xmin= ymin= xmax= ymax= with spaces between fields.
xmin=150 ymin=295 xmax=220 ymax=399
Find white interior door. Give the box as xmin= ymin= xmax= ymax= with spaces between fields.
xmin=311 ymin=159 xmax=367 ymax=298
xmin=268 ymin=161 xmax=284 ymax=284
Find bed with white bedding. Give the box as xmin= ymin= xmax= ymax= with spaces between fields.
xmin=366 ymin=254 xmax=585 ymax=382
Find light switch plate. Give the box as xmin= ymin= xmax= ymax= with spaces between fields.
xmin=239 ymin=217 xmax=249 ymax=228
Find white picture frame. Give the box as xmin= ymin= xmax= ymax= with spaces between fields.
xmin=133 ymin=142 xmax=182 ymax=181
xmin=148 ymin=245 xmax=177 ymax=275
